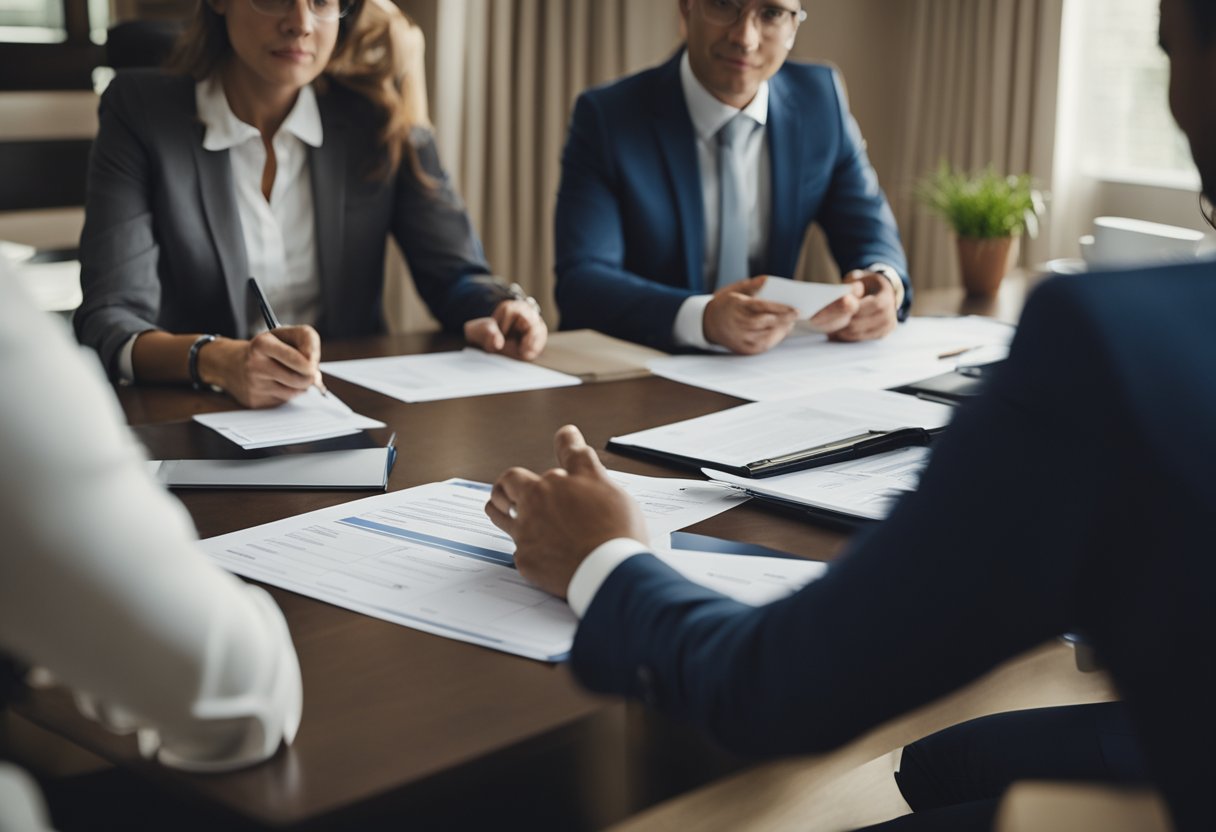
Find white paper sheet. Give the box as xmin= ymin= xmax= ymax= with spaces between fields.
xmin=320 ymin=348 xmax=581 ymax=403
xmin=705 ymin=445 xmax=931 ymax=521
xmin=756 ymin=277 xmax=852 ymax=318
xmin=606 ymin=470 xmax=749 ymax=539
xmin=610 ymin=388 xmax=953 ymax=470
xmin=648 ymin=316 xmax=1016 ymax=402
xmin=193 ymin=388 xmax=385 ymax=450
xmin=200 ymin=474 xmax=747 ymax=661
xmin=656 ymin=547 xmax=828 ymax=606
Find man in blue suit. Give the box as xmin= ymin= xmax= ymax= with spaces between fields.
xmin=490 ymin=264 xmax=1215 ymax=830
xmin=486 ymin=4 xmax=1216 ymax=824
xmin=555 ymin=0 xmax=909 ymax=353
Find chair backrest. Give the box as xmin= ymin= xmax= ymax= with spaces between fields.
xmin=104 ymin=20 xmax=183 ymax=71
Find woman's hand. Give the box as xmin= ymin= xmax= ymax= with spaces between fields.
xmin=198 ymin=327 xmax=323 ymax=409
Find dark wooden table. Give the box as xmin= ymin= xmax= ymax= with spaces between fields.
xmin=13 ymin=280 xmax=1039 ymax=829
xmin=14 ymin=332 xmax=856 ymax=831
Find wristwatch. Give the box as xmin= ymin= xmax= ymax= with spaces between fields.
xmin=187 ymin=333 xmax=218 ymax=391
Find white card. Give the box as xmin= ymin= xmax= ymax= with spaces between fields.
xmin=756 ymin=277 xmax=853 ymax=319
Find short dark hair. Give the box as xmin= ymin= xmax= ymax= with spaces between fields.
xmin=1187 ymin=0 xmax=1216 ymax=44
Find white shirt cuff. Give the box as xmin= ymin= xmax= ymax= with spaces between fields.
xmin=117 ymin=333 xmax=140 ymax=385
xmin=672 ymin=294 xmax=715 ymax=350
xmin=566 ymin=537 xmax=651 ymax=618
xmin=868 ymin=262 xmax=905 ymax=311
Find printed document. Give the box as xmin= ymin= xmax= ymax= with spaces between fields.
xmin=321 ymin=348 xmax=581 ymax=403
xmin=648 ymin=316 xmax=1015 ymax=401
xmin=200 ymin=474 xmax=747 ymax=661
xmin=193 ymin=388 xmax=385 ymax=450
xmin=705 ymin=445 xmax=931 ymax=521
xmin=610 ymin=388 xmax=953 ymax=470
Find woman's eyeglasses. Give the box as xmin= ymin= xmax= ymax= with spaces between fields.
xmin=248 ymin=0 xmax=354 ymax=22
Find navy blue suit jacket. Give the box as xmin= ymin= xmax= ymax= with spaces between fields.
xmin=570 ymin=263 xmax=1216 ymax=831
xmin=554 ymin=52 xmax=909 ymax=350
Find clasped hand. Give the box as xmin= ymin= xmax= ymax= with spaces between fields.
xmin=464 ymin=298 xmax=548 ymax=361
xmin=486 ymin=426 xmax=648 ymax=599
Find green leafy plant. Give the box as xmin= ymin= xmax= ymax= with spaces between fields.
xmin=916 ymin=163 xmax=1042 ymax=240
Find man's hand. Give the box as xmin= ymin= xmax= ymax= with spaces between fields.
xmin=825 ymin=270 xmax=900 ymax=342
xmin=464 ymin=299 xmax=548 ymax=361
xmin=486 ymin=426 xmax=649 ymax=598
xmin=703 ymin=276 xmax=799 ymax=355
xmin=199 ymin=326 xmax=323 ymax=409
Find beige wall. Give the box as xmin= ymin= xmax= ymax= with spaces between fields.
xmin=792 ymin=1 xmax=916 ymax=194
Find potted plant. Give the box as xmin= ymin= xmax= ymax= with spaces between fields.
xmin=916 ymin=163 xmax=1043 ymax=296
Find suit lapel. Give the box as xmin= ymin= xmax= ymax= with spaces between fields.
xmin=650 ymin=54 xmax=706 ymax=293
xmin=765 ymin=72 xmax=803 ymax=276
xmin=190 ymin=121 xmax=250 ymax=337
xmin=311 ymin=94 xmax=347 ymax=334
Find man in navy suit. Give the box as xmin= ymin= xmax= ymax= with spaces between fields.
xmin=486 ymin=4 xmax=1216 ymax=825
xmin=554 ymin=0 xmax=909 ymax=353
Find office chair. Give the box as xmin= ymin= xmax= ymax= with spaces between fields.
xmin=104 ymin=20 xmax=183 ymax=71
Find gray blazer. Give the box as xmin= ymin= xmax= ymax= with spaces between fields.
xmin=75 ymin=70 xmax=510 ymax=377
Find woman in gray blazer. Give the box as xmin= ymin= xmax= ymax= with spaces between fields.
xmin=76 ymin=0 xmax=546 ymax=408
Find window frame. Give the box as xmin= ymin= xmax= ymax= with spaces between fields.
xmin=0 ymin=0 xmax=102 ymax=91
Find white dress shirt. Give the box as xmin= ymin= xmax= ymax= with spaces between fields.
xmin=673 ymin=52 xmax=771 ymax=350
xmin=0 ymin=265 xmax=302 ymax=791
xmin=0 ymin=764 xmax=50 ymax=832
xmin=117 ymin=78 xmax=324 ymax=382
xmin=671 ymin=54 xmax=904 ymax=350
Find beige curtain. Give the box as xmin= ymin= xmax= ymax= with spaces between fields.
xmin=385 ymin=0 xmax=682 ymax=333
xmin=889 ymin=0 xmax=1065 ymax=291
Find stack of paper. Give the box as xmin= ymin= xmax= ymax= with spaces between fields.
xmin=200 ymin=473 xmax=751 ymax=661
xmin=193 ymin=388 xmax=385 ymax=450
xmin=321 ymin=348 xmax=581 ymax=403
xmin=647 ymin=316 xmax=1015 ymax=401
xmin=705 ymin=446 xmax=931 ymax=523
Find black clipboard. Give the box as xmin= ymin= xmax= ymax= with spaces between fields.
xmin=607 ymin=425 xmax=941 ymax=479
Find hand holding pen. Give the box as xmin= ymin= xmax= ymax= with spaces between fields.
xmin=194 ymin=277 xmax=328 ymax=409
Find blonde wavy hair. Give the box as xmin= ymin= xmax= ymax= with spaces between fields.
xmin=167 ymin=0 xmax=431 ymax=182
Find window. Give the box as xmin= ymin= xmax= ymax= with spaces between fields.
xmin=0 ymin=0 xmax=66 ymax=42
xmin=1065 ymin=0 xmax=1199 ymax=188
xmin=0 ymin=0 xmax=110 ymax=43
xmin=0 ymin=0 xmax=108 ymax=90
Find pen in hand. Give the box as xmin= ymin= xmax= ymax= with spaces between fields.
xmin=247 ymin=276 xmax=331 ymax=399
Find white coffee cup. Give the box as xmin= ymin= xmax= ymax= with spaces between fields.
xmin=1080 ymin=217 xmax=1205 ymax=269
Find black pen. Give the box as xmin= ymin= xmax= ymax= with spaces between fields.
xmin=247 ymin=277 xmax=331 ymax=399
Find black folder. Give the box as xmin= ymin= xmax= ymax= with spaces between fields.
xmin=607 ymin=425 xmax=942 ymax=479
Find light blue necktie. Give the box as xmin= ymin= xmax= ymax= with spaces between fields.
xmin=715 ymin=114 xmax=754 ymax=290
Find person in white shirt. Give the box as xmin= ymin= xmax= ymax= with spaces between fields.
xmin=75 ymin=0 xmax=546 ymax=409
xmin=0 ymin=264 xmax=301 ymax=826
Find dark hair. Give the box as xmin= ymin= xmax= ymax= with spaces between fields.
xmin=166 ymin=0 xmax=430 ymax=182
xmin=1187 ymin=0 xmax=1216 ymax=44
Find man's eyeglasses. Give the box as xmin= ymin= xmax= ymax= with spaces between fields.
xmin=248 ymin=0 xmax=354 ymax=22
xmin=697 ymin=0 xmax=807 ymax=38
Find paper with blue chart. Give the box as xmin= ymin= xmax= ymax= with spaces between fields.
xmin=199 ymin=474 xmax=817 ymax=662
